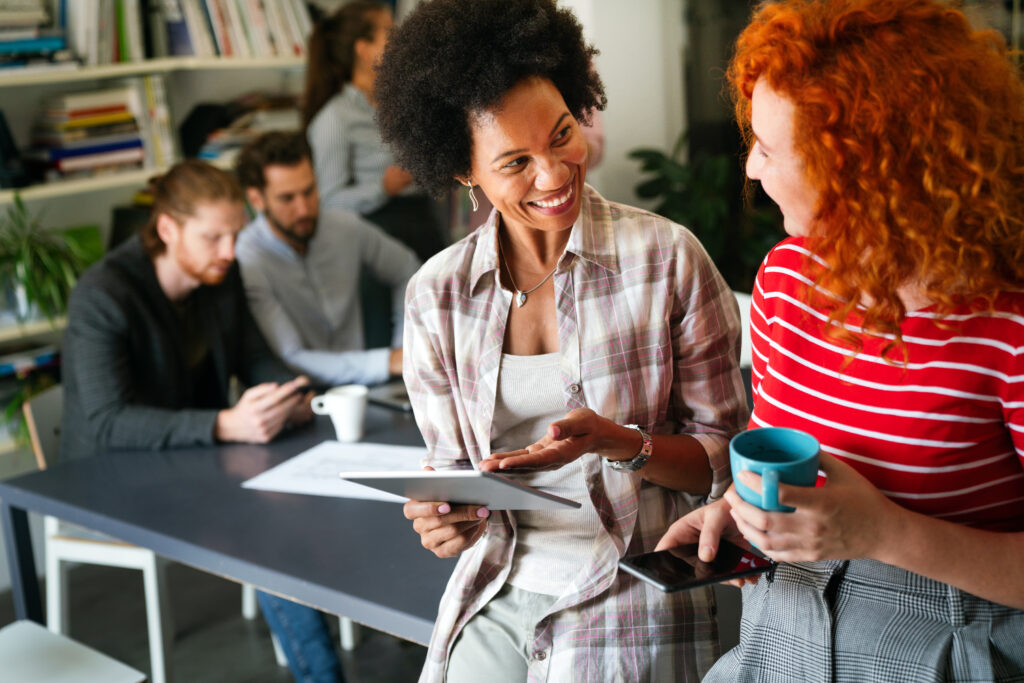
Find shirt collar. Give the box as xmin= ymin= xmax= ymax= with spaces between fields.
xmin=247 ymin=212 xmax=310 ymax=260
xmin=468 ymin=184 xmax=619 ymax=293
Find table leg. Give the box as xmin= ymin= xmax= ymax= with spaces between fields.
xmin=1 ymin=502 xmax=43 ymax=623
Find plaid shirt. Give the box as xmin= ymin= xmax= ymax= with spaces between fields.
xmin=403 ymin=186 xmax=749 ymax=682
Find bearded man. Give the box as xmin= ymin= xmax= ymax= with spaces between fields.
xmin=234 ymin=131 xmax=419 ymax=387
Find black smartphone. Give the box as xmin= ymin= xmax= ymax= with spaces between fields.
xmin=618 ymin=539 xmax=774 ymax=592
xmin=289 ymin=382 xmax=330 ymax=398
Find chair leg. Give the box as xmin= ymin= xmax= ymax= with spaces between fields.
xmin=339 ymin=617 xmax=360 ymax=651
xmin=142 ymin=556 xmax=174 ymax=683
xmin=270 ymin=630 xmax=288 ymax=667
xmin=45 ymin=549 xmax=68 ymax=635
xmin=241 ymin=583 xmax=258 ymax=620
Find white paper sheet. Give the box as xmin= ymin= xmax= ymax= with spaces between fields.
xmin=241 ymin=441 xmax=428 ymax=502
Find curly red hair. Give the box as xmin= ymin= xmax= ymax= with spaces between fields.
xmin=729 ymin=0 xmax=1024 ymax=350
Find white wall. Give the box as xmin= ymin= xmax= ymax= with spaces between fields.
xmin=561 ymin=0 xmax=686 ymax=206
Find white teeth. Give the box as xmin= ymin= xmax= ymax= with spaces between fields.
xmin=531 ymin=183 xmax=574 ymax=209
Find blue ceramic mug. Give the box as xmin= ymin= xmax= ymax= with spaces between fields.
xmin=730 ymin=427 xmax=819 ymax=512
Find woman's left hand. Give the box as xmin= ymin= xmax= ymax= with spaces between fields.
xmin=724 ymin=451 xmax=901 ymax=562
xmin=479 ymin=408 xmax=611 ymax=472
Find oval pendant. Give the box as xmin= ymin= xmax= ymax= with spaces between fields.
xmin=516 ymin=291 xmax=527 ymax=308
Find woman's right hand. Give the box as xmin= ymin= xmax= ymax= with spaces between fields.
xmin=656 ymin=494 xmax=759 ymax=587
xmin=403 ymin=499 xmax=490 ymax=558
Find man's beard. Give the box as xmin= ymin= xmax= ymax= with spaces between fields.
xmin=267 ymin=211 xmax=317 ymax=247
xmin=175 ymin=249 xmax=231 ymax=286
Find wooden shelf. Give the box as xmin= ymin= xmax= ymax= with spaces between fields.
xmin=0 ymin=168 xmax=162 ymax=205
xmin=0 ymin=56 xmax=304 ymax=88
xmin=0 ymin=317 xmax=66 ymax=345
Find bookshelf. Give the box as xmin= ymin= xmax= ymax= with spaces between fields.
xmin=0 ymin=54 xmax=303 ymax=206
xmin=0 ymin=56 xmax=304 ymax=216
xmin=0 ymin=316 xmax=65 ymax=345
xmin=0 ymin=54 xmax=304 ymax=87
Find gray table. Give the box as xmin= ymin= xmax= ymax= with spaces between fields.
xmin=0 ymin=406 xmax=455 ymax=645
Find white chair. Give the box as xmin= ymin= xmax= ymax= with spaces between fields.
xmin=0 ymin=619 xmax=146 ymax=683
xmin=24 ymin=384 xmax=173 ymax=683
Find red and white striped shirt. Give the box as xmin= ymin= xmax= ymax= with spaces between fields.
xmin=750 ymin=238 xmax=1024 ymax=531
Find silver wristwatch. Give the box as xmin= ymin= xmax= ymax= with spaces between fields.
xmin=609 ymin=424 xmax=653 ymax=471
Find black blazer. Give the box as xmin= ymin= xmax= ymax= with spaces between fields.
xmin=60 ymin=236 xmax=291 ymax=461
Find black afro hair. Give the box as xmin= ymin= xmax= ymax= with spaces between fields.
xmin=375 ymin=0 xmax=606 ymax=198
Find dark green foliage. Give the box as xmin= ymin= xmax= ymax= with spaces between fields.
xmin=0 ymin=194 xmax=92 ymax=321
xmin=630 ymin=133 xmax=784 ymax=292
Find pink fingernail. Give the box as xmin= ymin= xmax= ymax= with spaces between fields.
xmin=438 ymin=504 xmax=451 ymax=514
xmin=477 ymin=507 xmax=490 ymax=518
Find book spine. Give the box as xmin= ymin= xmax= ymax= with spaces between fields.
xmin=49 ymin=86 xmax=134 ymax=112
xmin=97 ymin=0 xmax=115 ymax=64
xmin=290 ymin=0 xmax=312 ymax=40
xmin=57 ymin=146 xmax=145 ymax=172
xmin=204 ymin=0 xmax=231 ymax=57
xmin=38 ymin=138 xmax=143 ymax=162
xmin=279 ymin=0 xmax=304 ymax=57
xmin=141 ymin=75 xmax=164 ymax=167
xmin=161 ymin=0 xmax=194 ymax=56
xmin=262 ymin=1 xmax=293 ymax=57
xmin=123 ymin=0 xmax=144 ymax=61
xmin=114 ymin=0 xmax=128 ymax=63
xmin=223 ymin=0 xmax=249 ymax=58
xmin=181 ymin=0 xmax=214 ymax=57
xmin=53 ymin=111 xmax=136 ymax=130
xmin=0 ymin=36 xmax=66 ymax=55
xmin=244 ymin=0 xmax=271 ymax=57
xmin=146 ymin=74 xmax=176 ymax=165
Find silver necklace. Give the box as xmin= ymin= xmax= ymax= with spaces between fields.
xmin=497 ymin=237 xmax=557 ymax=308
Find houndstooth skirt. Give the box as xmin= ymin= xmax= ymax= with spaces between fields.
xmin=705 ymin=559 xmax=1024 ymax=682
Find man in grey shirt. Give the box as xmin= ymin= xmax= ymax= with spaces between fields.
xmin=234 ymin=131 xmax=420 ymax=387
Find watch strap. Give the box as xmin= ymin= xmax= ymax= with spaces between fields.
xmin=609 ymin=424 xmax=653 ymax=471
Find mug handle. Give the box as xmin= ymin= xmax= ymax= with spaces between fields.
xmin=311 ymin=396 xmax=328 ymax=415
xmin=762 ymin=469 xmax=780 ymax=511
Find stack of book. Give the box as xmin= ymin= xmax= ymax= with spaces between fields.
xmin=25 ymin=77 xmax=175 ymax=180
xmin=0 ymin=0 xmax=75 ymax=73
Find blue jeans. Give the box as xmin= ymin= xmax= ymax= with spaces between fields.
xmin=257 ymin=591 xmax=345 ymax=683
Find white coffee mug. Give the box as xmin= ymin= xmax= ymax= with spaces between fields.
xmin=311 ymin=384 xmax=368 ymax=443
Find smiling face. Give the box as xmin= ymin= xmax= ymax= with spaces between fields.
xmin=464 ymin=77 xmax=588 ymax=237
xmin=746 ymin=79 xmax=820 ymax=238
xmin=160 ymin=199 xmax=246 ymax=286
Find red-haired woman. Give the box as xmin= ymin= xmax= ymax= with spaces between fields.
xmin=659 ymin=0 xmax=1024 ymax=680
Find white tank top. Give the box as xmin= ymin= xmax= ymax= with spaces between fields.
xmin=490 ymin=352 xmax=604 ymax=596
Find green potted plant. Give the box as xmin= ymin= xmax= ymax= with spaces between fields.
xmin=630 ymin=132 xmax=784 ymax=292
xmin=0 ymin=194 xmax=94 ymax=323
xmin=0 ymin=193 xmax=101 ymax=447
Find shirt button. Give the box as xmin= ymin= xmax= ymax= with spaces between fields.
xmin=533 ymin=650 xmax=547 ymax=661
xmin=568 ymin=383 xmax=580 ymax=394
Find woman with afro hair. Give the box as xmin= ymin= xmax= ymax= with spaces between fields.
xmin=659 ymin=1 xmax=1024 ymax=680
xmin=375 ymin=0 xmax=748 ymax=680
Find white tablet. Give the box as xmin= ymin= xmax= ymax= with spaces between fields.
xmin=366 ymin=380 xmax=413 ymax=412
xmin=338 ymin=470 xmax=581 ymax=510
